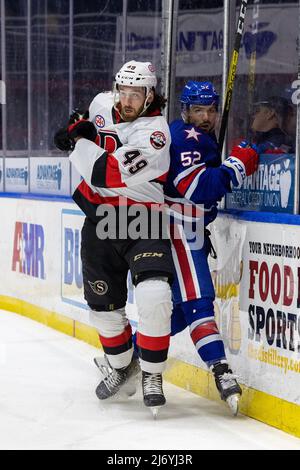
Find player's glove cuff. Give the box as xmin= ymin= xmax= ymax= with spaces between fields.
xmin=223 ymin=156 xmax=246 ymax=188
xmin=68 ymin=120 xmax=98 ymax=142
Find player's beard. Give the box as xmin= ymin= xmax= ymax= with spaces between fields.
xmin=120 ymin=104 xmax=144 ymax=122
xmin=187 ymin=116 xmax=215 ymax=133
xmin=199 ymin=121 xmax=214 ymax=133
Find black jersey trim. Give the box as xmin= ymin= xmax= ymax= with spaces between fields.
xmin=91 ymin=151 xmax=108 ymax=187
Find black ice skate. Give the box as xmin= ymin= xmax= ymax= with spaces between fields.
xmin=212 ymin=363 xmax=242 ymax=416
xmin=94 ymin=354 xmax=141 ymax=399
xmin=142 ymin=372 xmax=166 ymax=418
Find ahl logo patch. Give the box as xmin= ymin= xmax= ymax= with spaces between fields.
xmin=88 ymin=280 xmax=108 ymax=296
xmin=95 ymin=115 xmax=105 ymax=128
xmin=150 ymin=131 xmax=166 ymax=150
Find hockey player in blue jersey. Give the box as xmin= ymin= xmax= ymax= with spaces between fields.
xmin=164 ymin=81 xmax=259 ymax=415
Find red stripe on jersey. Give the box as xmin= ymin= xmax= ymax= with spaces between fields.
xmin=68 ymin=119 xmax=88 ymax=133
xmin=136 ymin=332 xmax=170 ymax=351
xmin=176 ymin=166 xmax=206 ymax=196
xmin=170 ymin=224 xmax=197 ymax=299
xmin=191 ymin=322 xmax=220 ymax=344
xmin=147 ymin=109 xmax=162 ymax=117
xmin=77 ymin=180 xmax=160 ymax=207
xmin=105 ymin=154 xmax=127 ymax=188
xmin=99 ymin=324 xmax=132 ymax=348
xmin=154 ymin=171 xmax=168 ymax=183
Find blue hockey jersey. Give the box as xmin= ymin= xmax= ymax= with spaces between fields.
xmin=164 ymin=119 xmax=235 ymax=226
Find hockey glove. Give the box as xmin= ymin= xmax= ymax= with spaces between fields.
xmin=54 ymin=127 xmax=75 ymax=152
xmin=223 ymin=144 xmax=259 ymax=187
xmin=68 ymin=108 xmax=89 ymax=125
xmin=53 ymin=109 xmax=91 ymax=152
xmin=68 ymin=119 xmax=98 ymax=142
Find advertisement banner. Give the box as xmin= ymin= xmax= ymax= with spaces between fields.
xmin=5 ymin=158 xmax=29 ymax=193
xmin=1 ymin=196 xmax=300 ymax=404
xmin=226 ymin=153 xmax=295 ymax=213
xmin=30 ymin=157 xmax=70 ymax=196
xmin=61 ymin=209 xmax=86 ymax=310
xmin=210 ymin=215 xmax=300 ymax=403
xmin=114 ymin=4 xmax=298 ymax=76
xmin=0 ymin=198 xmax=89 ymax=324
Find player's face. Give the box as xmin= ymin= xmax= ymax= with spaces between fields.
xmin=188 ymin=104 xmax=218 ymax=132
xmin=118 ymin=86 xmax=147 ymax=121
xmin=251 ymin=105 xmax=273 ymax=132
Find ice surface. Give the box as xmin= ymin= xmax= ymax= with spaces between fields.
xmin=0 ymin=310 xmax=299 ymax=450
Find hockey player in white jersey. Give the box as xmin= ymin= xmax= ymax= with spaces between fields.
xmin=54 ymin=61 xmax=175 ymax=415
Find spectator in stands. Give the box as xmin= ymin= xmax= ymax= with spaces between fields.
xmin=250 ymin=96 xmax=292 ymax=153
xmin=284 ymin=102 xmax=296 ymax=153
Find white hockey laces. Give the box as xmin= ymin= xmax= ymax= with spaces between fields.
xmin=143 ymin=373 xmax=163 ymax=395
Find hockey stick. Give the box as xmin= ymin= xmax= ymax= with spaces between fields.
xmin=219 ymin=0 xmax=249 ymax=153
xmin=246 ymin=0 xmax=261 ymax=142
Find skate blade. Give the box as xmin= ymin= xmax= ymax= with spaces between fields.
xmin=148 ymin=404 xmax=165 ymax=419
xmin=226 ymin=394 xmax=240 ymax=416
xmin=150 ymin=406 xmax=160 ymax=419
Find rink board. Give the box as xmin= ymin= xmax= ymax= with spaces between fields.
xmin=0 ymin=195 xmax=300 ymax=438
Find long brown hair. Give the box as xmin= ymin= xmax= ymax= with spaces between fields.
xmin=147 ymin=92 xmax=167 ymax=114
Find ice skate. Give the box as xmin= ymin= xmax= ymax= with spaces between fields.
xmin=94 ymin=354 xmax=141 ymax=398
xmin=211 ymin=363 xmax=242 ymax=416
xmin=142 ymin=372 xmax=166 ymax=418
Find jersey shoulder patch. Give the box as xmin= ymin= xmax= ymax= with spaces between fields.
xmin=89 ymin=92 xmax=114 ymax=124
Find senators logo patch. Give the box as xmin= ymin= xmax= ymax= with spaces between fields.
xmin=88 ymin=280 xmax=108 ymax=296
xmin=95 ymin=115 xmax=105 ymax=128
xmin=150 ymin=131 xmax=166 ymax=150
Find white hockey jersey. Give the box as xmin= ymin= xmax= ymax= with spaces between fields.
xmin=69 ymin=92 xmax=171 ymax=221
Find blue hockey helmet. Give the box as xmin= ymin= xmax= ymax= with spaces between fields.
xmin=180 ymin=81 xmax=219 ymax=109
